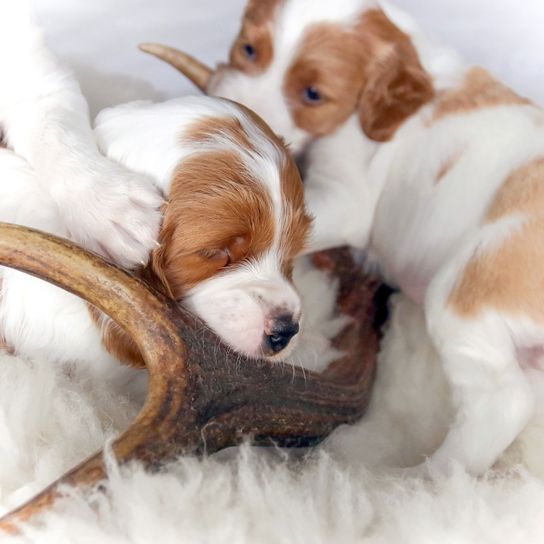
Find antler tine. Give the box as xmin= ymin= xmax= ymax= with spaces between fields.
xmin=139 ymin=42 xmax=213 ymax=92
xmin=0 ymin=223 xmax=190 ymax=531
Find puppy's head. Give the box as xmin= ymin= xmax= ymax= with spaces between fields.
xmin=154 ymin=105 xmax=311 ymax=358
xmin=142 ymin=0 xmax=434 ymax=152
xmin=96 ymin=97 xmax=311 ymax=362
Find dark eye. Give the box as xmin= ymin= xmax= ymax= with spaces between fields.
xmin=243 ymin=43 xmax=257 ymax=61
xmin=302 ymin=86 xmax=322 ymax=105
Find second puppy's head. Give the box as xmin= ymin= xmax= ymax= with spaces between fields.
xmin=95 ymin=97 xmax=311 ymax=361
xmin=141 ymin=0 xmax=434 ymax=153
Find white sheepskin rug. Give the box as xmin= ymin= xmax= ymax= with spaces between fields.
xmin=3 ymin=291 xmax=544 ymax=543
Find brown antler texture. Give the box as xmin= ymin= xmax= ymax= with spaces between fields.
xmin=0 ymin=223 xmax=382 ymax=532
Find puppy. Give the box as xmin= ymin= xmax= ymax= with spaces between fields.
xmin=0 ymin=8 xmax=311 ymax=378
xmin=94 ymin=97 xmax=310 ymax=365
xmin=145 ymin=0 xmax=544 ymax=476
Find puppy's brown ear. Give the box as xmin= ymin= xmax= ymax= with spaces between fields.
xmin=358 ymin=42 xmax=434 ymax=142
xmin=88 ymin=306 xmax=145 ymax=368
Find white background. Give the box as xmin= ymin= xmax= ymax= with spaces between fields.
xmin=33 ymin=0 xmax=544 ymax=116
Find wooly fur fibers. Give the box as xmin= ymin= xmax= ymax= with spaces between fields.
xmin=3 ymin=291 xmax=544 ymax=542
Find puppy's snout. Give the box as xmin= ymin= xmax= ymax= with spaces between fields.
xmin=264 ymin=314 xmax=300 ymax=355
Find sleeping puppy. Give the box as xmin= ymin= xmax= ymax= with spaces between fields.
xmin=144 ymin=0 xmax=544 ymax=476
xmin=0 ymin=7 xmax=311 ymax=378
xmin=93 ymin=97 xmax=310 ymax=366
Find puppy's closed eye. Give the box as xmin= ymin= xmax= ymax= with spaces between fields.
xmin=162 ymin=234 xmax=252 ymax=297
xmin=199 ymin=235 xmax=250 ymax=270
xmin=200 ymin=248 xmax=231 ymax=268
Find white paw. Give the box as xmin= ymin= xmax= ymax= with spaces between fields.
xmin=53 ymin=157 xmax=164 ymax=269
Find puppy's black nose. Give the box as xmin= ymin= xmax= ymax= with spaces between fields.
xmin=265 ymin=315 xmax=300 ymax=354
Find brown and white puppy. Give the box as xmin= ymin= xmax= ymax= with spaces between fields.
xmin=143 ymin=0 xmax=544 ymax=477
xmin=0 ymin=96 xmax=311 ymax=371
xmin=92 ymin=97 xmax=311 ymax=366
xmin=0 ymin=11 xmax=311 ymax=379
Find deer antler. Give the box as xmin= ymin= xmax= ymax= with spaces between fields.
xmin=0 ymin=223 xmax=383 ymax=533
xmin=139 ymin=43 xmax=213 ymax=92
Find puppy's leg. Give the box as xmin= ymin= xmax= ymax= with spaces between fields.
xmin=0 ymin=5 xmax=162 ymax=268
xmin=0 ymin=148 xmax=58 ymax=229
xmin=422 ymin=221 xmax=541 ymax=475
xmin=423 ymin=310 xmax=532 ymax=475
xmin=0 ymin=147 xmax=63 ymax=358
xmin=0 ymin=148 xmax=127 ymax=373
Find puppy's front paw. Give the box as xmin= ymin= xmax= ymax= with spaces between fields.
xmin=59 ymin=159 xmax=164 ymax=269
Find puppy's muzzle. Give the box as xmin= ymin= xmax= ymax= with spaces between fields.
xmin=262 ymin=314 xmax=300 ymax=355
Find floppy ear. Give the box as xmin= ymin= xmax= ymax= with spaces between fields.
xmin=88 ymin=261 xmax=172 ymax=369
xmin=358 ymin=43 xmax=434 ymax=142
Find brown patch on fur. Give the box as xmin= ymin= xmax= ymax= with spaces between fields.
xmin=245 ymin=0 xmax=282 ymax=25
xmin=434 ymin=149 xmax=463 ymax=185
xmin=448 ymin=219 xmax=544 ymax=319
xmin=238 ymin=105 xmax=312 ymax=273
xmin=433 ymin=68 xmax=531 ymax=122
xmin=89 ymin=144 xmax=277 ymax=369
xmin=449 ymin=158 xmax=544 ymax=318
xmin=279 ymin=158 xmax=312 ymax=277
xmin=152 ymin=149 xmax=275 ymax=299
xmin=88 ymin=305 xmax=145 ymax=368
xmin=355 ymin=10 xmax=435 ymax=142
xmin=283 ymin=9 xmax=434 ymax=141
xmin=229 ymin=0 xmax=282 ymax=74
xmin=183 ymin=115 xmax=255 ymax=151
xmin=235 ymin=104 xmax=312 ymax=275
xmin=91 ymin=108 xmax=308 ymax=367
xmin=486 ymin=158 xmax=544 ymax=223
xmin=284 ymin=23 xmax=369 ymax=137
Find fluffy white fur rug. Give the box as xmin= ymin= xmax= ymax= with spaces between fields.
xmin=3 ymin=290 xmax=544 ymax=543
xmin=3 ymin=0 xmax=544 ymax=541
